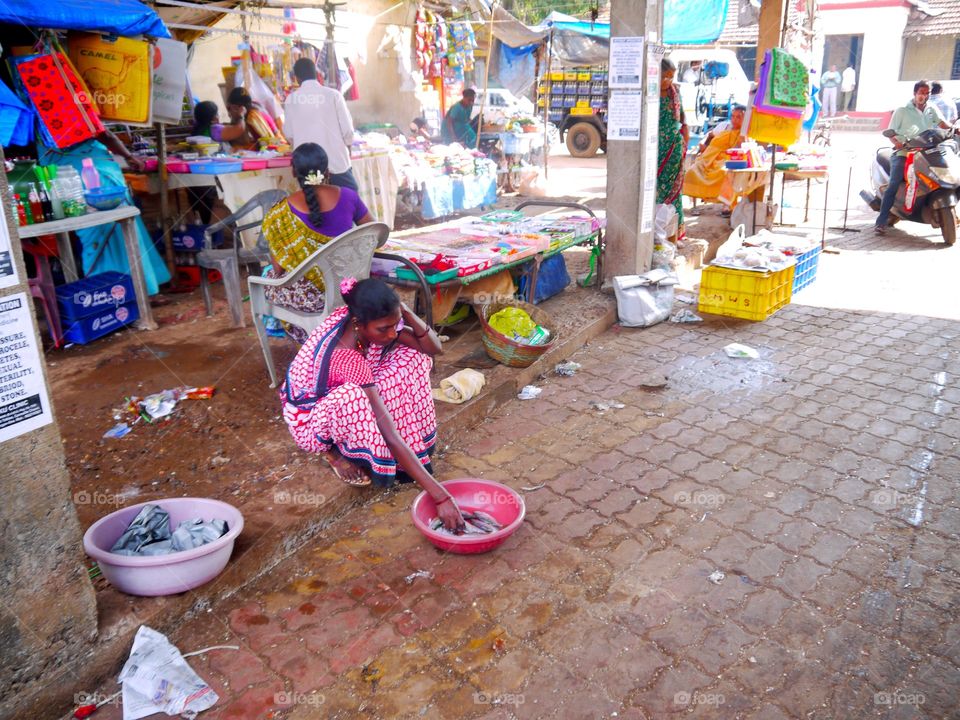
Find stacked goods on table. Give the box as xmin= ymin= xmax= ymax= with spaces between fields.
xmin=55 ymin=272 xmax=138 ymax=344
xmin=379 ymin=212 xmax=603 ymax=279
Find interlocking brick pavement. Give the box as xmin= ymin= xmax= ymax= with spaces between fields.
xmin=84 ymin=291 xmax=959 ymax=719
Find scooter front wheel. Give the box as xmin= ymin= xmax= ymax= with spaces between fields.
xmin=937 ymin=206 xmax=957 ymax=246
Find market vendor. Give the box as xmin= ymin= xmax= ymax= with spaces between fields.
xmin=409 ymin=117 xmax=433 ymax=143
xmin=683 ymin=104 xmax=746 ymax=207
xmin=223 ymin=87 xmax=285 ymax=151
xmin=261 ymin=142 xmax=372 ymax=343
xmin=441 ymin=89 xmax=477 ymax=147
xmin=281 ymin=276 xmax=465 ymax=531
xmin=189 ymin=101 xmax=224 ymax=224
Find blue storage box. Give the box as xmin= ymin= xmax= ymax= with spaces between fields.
xmin=63 ymin=302 xmax=139 ymax=345
xmin=172 ymin=224 xmax=224 ymax=252
xmin=56 ymin=272 xmax=136 ymax=324
xmin=792 ymin=245 xmax=821 ymax=293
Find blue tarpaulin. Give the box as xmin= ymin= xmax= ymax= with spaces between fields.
xmin=664 ymin=0 xmax=729 ymax=45
xmin=0 ymin=0 xmax=170 ymax=38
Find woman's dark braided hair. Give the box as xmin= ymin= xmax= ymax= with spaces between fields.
xmin=226 ymin=87 xmax=254 ymax=111
xmin=193 ymin=101 xmax=218 ymax=136
xmin=292 ymin=142 xmax=329 ymax=228
xmin=342 ymin=278 xmax=400 ymax=325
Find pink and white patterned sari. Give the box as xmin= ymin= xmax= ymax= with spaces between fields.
xmin=281 ymin=307 xmax=437 ymax=486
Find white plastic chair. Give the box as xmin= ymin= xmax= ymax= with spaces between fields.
xmin=248 ymin=222 xmax=391 ymax=387
xmin=199 ymin=189 xmax=287 ymax=327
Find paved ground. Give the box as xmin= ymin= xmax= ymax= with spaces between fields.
xmin=81 ymin=224 xmax=960 ymax=719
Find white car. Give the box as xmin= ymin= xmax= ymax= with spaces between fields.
xmin=667 ymin=49 xmax=752 ymax=129
xmin=472 ymin=88 xmax=535 ymax=125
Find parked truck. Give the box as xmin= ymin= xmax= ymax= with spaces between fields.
xmin=538 ymin=66 xmax=608 ymax=158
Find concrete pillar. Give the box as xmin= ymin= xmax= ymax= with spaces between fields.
xmin=604 ymin=0 xmax=663 ymax=283
xmin=0 ymin=149 xmax=98 ymax=716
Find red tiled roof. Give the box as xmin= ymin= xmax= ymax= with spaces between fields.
xmin=903 ymin=0 xmax=960 ymax=37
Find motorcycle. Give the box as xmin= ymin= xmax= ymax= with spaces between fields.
xmin=859 ymin=126 xmax=960 ymax=245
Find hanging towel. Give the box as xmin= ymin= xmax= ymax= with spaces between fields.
xmin=769 ymin=48 xmax=808 ymax=108
xmin=754 ymin=51 xmax=803 ymax=119
xmin=432 ymin=368 xmax=486 ymax=404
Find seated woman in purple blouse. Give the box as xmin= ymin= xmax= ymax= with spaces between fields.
xmin=261 ymin=143 xmax=373 ymax=342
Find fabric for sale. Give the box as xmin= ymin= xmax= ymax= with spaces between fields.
xmin=754 ymin=51 xmax=804 ymax=119
xmin=769 ymin=48 xmax=809 ymax=108
xmin=13 ymin=52 xmax=104 ymax=149
xmin=0 ymin=80 xmax=34 ymax=146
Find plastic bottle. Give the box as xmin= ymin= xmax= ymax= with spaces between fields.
xmin=28 ymin=185 xmax=43 ymax=225
xmin=52 ymin=165 xmax=86 ymax=217
xmin=81 ymin=157 xmax=101 ymax=192
xmin=13 ymin=194 xmax=28 ymax=226
xmin=38 ymin=186 xmax=54 ymax=222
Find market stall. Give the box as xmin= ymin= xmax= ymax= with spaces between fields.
xmin=0 ymin=0 xmax=179 ymax=344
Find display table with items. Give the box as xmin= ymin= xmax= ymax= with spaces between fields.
xmin=372 ymin=201 xmax=603 ymax=326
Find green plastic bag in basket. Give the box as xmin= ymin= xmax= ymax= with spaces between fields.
xmin=488 ymin=307 xmax=537 ymax=339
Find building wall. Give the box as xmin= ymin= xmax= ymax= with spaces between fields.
xmin=187 ymin=0 xmax=436 ymax=138
xmin=821 ymin=5 xmax=910 ymax=111
xmin=901 ymin=34 xmax=958 ymax=80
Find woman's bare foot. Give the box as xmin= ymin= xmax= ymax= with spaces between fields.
xmin=322 ymin=450 xmax=371 ymax=486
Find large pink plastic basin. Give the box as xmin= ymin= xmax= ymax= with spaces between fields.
xmin=82 ymin=497 xmax=244 ymax=596
xmin=411 ymin=479 xmax=525 ymax=554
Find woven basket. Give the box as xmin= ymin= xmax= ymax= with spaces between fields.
xmin=476 ymin=300 xmax=558 ymax=368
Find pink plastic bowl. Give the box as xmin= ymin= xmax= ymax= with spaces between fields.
xmin=411 ymin=479 xmax=525 ymax=554
xmin=82 ymin=497 xmax=244 ymax=596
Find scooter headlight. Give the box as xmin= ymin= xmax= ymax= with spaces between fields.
xmin=929 ymin=165 xmax=960 ymax=186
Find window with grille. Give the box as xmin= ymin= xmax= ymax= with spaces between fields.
xmin=952 ymin=37 xmax=960 ymax=80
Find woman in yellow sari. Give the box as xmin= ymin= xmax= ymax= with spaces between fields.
xmin=224 ymin=87 xmax=285 ymax=151
xmin=684 ymin=105 xmax=746 ymax=207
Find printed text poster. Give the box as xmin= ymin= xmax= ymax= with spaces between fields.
xmin=0 ymin=293 xmax=52 ymax=442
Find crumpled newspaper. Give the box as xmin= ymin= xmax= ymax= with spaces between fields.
xmin=110 ymin=504 xmax=228 ymax=557
xmin=671 ymin=309 xmax=703 ymax=323
xmin=517 ymin=385 xmax=542 ymax=400
xmin=555 ymin=361 xmax=582 ymax=376
xmin=119 ymin=626 xmax=219 ymax=720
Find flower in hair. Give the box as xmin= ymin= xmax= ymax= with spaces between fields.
xmin=339 ymin=277 xmax=357 ymax=296
xmin=303 ymin=170 xmax=324 ymax=186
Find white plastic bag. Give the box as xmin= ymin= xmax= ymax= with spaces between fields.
xmin=613 ymin=269 xmax=679 ymax=328
xmin=654 ymin=204 xmax=678 ymax=242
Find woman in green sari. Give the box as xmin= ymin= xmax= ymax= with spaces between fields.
xmin=657 ymin=57 xmax=689 ymax=238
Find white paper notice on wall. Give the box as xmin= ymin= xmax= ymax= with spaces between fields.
xmin=609 ymin=37 xmax=644 ymax=89
xmin=0 ymin=197 xmax=19 ymax=290
xmin=0 ymin=293 xmax=53 ymax=443
xmin=607 ymin=91 xmax=642 ymax=141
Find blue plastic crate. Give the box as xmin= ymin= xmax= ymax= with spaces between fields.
xmin=63 ymin=302 xmax=139 ymax=345
xmin=55 ymin=272 xmax=136 ymax=323
xmin=172 ymin=224 xmax=225 ymax=252
xmin=792 ymin=245 xmax=821 ymax=294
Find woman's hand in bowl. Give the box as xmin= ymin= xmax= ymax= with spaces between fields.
xmin=436 ymin=496 xmax=465 ymax=533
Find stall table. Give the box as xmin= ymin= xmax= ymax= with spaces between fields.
xmin=374 ymin=201 xmax=602 ymax=327
xmin=18 ymin=205 xmax=157 ymax=330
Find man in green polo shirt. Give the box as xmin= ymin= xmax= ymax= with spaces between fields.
xmin=441 ymin=89 xmax=477 ymax=147
xmin=875 ymin=80 xmax=951 ymax=233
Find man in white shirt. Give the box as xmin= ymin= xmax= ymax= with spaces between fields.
xmin=840 ymin=65 xmax=856 ymax=112
xmin=284 ymin=58 xmax=359 ymax=191
xmin=929 ymin=82 xmax=958 ymax=127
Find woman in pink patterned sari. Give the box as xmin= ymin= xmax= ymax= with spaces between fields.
xmin=281 ymin=277 xmax=465 ymax=531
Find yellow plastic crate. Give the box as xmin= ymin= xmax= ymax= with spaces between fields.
xmin=698 ymin=264 xmax=795 ymax=321
xmin=564 ymin=71 xmax=578 ymax=81
xmin=576 ymin=99 xmax=590 ymax=108
xmin=577 ymin=72 xmax=592 ymax=81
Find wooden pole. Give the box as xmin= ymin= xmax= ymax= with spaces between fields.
xmin=155 ymin=122 xmax=176 ymax=283
xmin=475 ymin=0 xmax=497 ymax=150
xmin=755 ymin=0 xmax=788 ymax=82
xmin=542 ymin=31 xmax=553 ymax=180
